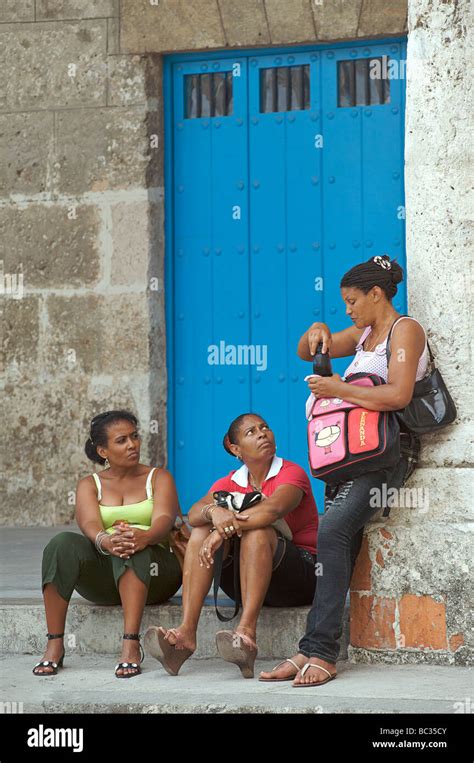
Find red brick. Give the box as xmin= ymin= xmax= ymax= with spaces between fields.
xmin=350 ymin=535 xmax=371 ymax=590
xmin=350 ymin=593 xmax=397 ymax=649
xmin=449 ymin=633 xmax=464 ymax=652
xmin=375 ymin=549 xmax=385 ymax=568
xmin=399 ymin=594 xmax=447 ymax=650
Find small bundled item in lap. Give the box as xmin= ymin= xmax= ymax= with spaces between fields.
xmin=214 ymin=490 xmax=293 ymax=541
xmin=307 ymin=372 xmax=401 ymax=485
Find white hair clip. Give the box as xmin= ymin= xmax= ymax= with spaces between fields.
xmin=373 ymin=255 xmax=392 ymax=270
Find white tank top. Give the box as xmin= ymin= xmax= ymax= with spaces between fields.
xmin=343 ymin=316 xmax=429 ymax=382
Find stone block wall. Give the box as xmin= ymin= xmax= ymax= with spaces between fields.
xmin=119 ymin=0 xmax=407 ymax=53
xmin=0 ymin=1 xmax=166 ymax=524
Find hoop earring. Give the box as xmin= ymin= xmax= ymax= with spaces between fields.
xmin=103 ymin=457 xmax=110 ymax=469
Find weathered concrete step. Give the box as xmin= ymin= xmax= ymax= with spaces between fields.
xmin=0 ymin=599 xmax=350 ymax=660
xmin=0 ymin=524 xmax=350 ymax=660
xmin=2 ymin=655 xmax=470 ymax=715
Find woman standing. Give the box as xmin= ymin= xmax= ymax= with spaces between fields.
xmin=32 ymin=410 xmax=182 ymax=678
xmin=260 ymin=254 xmax=428 ymax=687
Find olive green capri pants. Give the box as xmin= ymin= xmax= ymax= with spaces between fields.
xmin=42 ymin=531 xmax=182 ymax=605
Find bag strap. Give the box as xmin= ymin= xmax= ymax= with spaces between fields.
xmin=386 ymin=315 xmax=435 ymax=368
xmin=145 ymin=467 xmax=156 ymax=499
xmin=213 ymin=537 xmax=241 ymax=622
xmin=92 ymin=472 xmax=102 ymax=502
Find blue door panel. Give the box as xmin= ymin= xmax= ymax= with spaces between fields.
xmin=166 ymin=41 xmax=407 ymax=514
xmin=211 ymin=104 xmax=253 ymax=483
xmin=171 ymin=58 xmax=252 ymax=508
xmin=172 ymin=61 xmax=213 ymax=504
xmin=285 ymin=60 xmax=324 ymax=463
xmin=248 ymin=81 xmax=289 ymax=452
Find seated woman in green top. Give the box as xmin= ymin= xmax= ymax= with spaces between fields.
xmin=32 ymin=410 xmax=182 ymax=679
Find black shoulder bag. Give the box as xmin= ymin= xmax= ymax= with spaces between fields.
xmin=386 ymin=315 xmax=457 ymax=434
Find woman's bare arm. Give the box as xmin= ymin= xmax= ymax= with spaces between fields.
xmin=234 ymin=485 xmax=304 ymax=531
xmin=331 ymin=320 xmax=426 ymax=410
xmin=144 ymin=468 xmax=179 ymax=544
xmin=75 ymin=476 xmax=105 ymax=541
xmin=297 ymin=323 xmax=364 ymax=361
xmin=188 ymin=491 xmax=218 ymax=527
xmin=189 ymin=485 xmax=303 ymax=533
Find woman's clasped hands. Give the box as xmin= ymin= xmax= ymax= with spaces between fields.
xmin=102 ymin=521 xmax=149 ymax=559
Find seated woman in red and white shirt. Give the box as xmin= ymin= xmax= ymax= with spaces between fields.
xmin=144 ymin=413 xmax=319 ymax=679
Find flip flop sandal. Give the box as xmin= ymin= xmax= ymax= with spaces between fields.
xmin=144 ymin=626 xmax=193 ymax=676
xmin=215 ymin=630 xmax=258 ymax=679
xmin=258 ymin=658 xmax=300 ymax=682
xmin=292 ymin=663 xmax=337 ymax=688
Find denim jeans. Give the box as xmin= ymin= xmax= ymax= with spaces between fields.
xmin=297 ymin=432 xmax=420 ymax=663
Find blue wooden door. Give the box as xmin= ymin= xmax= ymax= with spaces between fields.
xmin=165 ymin=40 xmax=407 ymax=514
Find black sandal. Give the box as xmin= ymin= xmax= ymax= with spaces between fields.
xmin=32 ymin=632 xmax=65 ymax=676
xmin=115 ymin=633 xmax=145 ymax=678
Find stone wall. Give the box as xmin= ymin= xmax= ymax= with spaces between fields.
xmin=1 ymin=1 xmax=166 ymax=524
xmin=120 ymin=0 xmax=407 ymax=52
xmin=349 ymin=0 xmax=472 ymax=666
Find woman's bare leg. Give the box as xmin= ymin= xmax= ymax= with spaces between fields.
xmin=116 ymin=568 xmax=148 ymax=676
xmin=234 ymin=527 xmax=277 ymax=647
xmin=33 ymin=583 xmax=68 ymax=674
xmin=164 ymin=526 xmax=229 ymax=651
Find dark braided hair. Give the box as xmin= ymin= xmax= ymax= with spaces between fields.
xmin=85 ymin=410 xmax=139 ymax=465
xmin=340 ymin=254 xmax=403 ymax=302
xmin=223 ymin=413 xmax=266 ymax=457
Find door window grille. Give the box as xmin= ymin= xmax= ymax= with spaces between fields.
xmin=260 ymin=65 xmax=310 ymax=113
xmin=184 ymin=72 xmax=234 ymax=118
xmin=338 ymin=58 xmax=390 ymax=107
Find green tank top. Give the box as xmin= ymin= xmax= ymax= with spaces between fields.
xmin=92 ymin=468 xmax=156 ymax=534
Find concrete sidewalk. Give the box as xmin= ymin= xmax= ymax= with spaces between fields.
xmin=3 ymin=654 xmax=472 ymax=714
xmin=1 ymin=525 xmax=471 ymax=715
